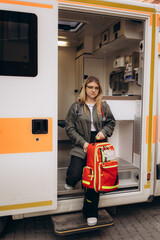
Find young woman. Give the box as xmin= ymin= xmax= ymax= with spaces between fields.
xmin=65 ymin=76 xmax=116 ymax=226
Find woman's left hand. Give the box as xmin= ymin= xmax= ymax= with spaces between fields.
xmin=96 ymin=131 xmax=105 ymax=140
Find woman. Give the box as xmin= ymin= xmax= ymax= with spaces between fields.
xmin=65 ymin=76 xmax=116 ymax=226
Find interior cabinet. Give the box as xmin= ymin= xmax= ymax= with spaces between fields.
xmin=75 ymin=55 xmax=105 ymax=99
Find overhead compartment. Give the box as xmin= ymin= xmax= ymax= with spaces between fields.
xmin=93 ymin=19 xmax=143 ymax=55
xmin=110 ymin=19 xmax=143 ymax=42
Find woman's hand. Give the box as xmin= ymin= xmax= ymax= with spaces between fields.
xmin=83 ymin=142 xmax=89 ymax=152
xmin=96 ymin=131 xmax=105 ymax=140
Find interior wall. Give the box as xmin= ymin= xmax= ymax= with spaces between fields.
xmin=119 ymin=121 xmax=133 ymax=162
xmin=109 ymin=122 xmax=119 ymax=157
xmin=58 ymin=47 xmax=76 ymax=140
xmin=84 ymin=57 xmax=106 ymax=90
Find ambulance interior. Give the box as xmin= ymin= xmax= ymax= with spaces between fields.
xmin=58 ymin=9 xmax=144 ymax=198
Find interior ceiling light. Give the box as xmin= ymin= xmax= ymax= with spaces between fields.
xmin=58 ymin=36 xmax=67 ymax=39
xmin=58 ymin=20 xmax=84 ymax=32
xmin=58 ymin=40 xmax=69 ymax=47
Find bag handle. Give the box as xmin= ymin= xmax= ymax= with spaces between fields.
xmin=93 ymin=136 xmax=100 ymax=145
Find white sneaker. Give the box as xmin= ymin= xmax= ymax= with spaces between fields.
xmin=64 ymin=183 xmax=74 ymax=190
xmin=87 ymin=217 xmax=97 ymax=226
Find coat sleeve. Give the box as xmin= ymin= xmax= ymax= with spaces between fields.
xmin=100 ymin=102 xmax=116 ymax=138
xmin=65 ymin=103 xmax=86 ymax=147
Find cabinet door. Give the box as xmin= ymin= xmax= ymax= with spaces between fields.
xmin=75 ymin=56 xmax=84 ymax=100
xmin=84 ymin=57 xmax=105 ymax=86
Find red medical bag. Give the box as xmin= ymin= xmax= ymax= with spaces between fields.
xmin=82 ymin=142 xmax=119 ymax=192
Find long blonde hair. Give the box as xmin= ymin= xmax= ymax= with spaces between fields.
xmin=78 ymin=76 xmax=103 ymax=116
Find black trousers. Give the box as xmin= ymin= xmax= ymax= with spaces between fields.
xmin=66 ymin=131 xmax=99 ymax=218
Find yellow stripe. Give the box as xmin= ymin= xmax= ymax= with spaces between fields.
xmin=146 ymin=116 xmax=149 ymax=144
xmin=99 ymin=163 xmax=101 ymax=190
xmin=0 ymin=200 xmax=52 ymax=211
xmin=0 ymin=0 xmax=53 ymax=8
xmin=102 ymin=184 xmax=119 ymax=190
xmin=94 ymin=148 xmax=97 ymax=191
xmin=82 ymin=180 xmax=90 ymax=185
xmin=55 ymin=222 xmax=114 ymax=235
xmin=147 ymin=13 xmax=156 ymax=172
xmin=102 ymin=165 xmax=118 ymax=169
xmin=58 ymin=0 xmax=155 ymax=14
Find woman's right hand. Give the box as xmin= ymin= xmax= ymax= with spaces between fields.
xmin=83 ymin=142 xmax=89 ymax=153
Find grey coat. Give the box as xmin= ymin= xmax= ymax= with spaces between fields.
xmin=65 ymin=101 xmax=116 ymax=159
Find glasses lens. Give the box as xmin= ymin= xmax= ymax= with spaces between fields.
xmin=86 ymin=86 xmax=99 ymax=90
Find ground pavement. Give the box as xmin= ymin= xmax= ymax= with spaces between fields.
xmin=1 ymin=197 xmax=160 ymax=240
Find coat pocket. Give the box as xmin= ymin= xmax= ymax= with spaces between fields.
xmin=99 ymin=161 xmax=119 ymax=192
xmin=82 ymin=166 xmax=94 ymax=189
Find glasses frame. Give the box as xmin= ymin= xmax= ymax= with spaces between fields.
xmin=86 ymin=85 xmax=100 ymax=91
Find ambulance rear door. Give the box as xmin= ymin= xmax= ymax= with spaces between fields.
xmin=0 ymin=0 xmax=58 ymax=216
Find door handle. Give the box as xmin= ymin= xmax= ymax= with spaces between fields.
xmin=32 ymin=119 xmax=48 ymax=134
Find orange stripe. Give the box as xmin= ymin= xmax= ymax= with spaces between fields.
xmin=157 ymin=14 xmax=160 ymax=27
xmin=159 ymin=116 xmax=160 ymax=142
xmin=0 ymin=0 xmax=53 ymax=8
xmin=0 ymin=118 xmax=53 ymax=154
xmin=150 ymin=13 xmax=152 ymax=26
xmin=146 ymin=116 xmax=149 ymax=144
xmin=152 ymin=115 xmax=156 ymax=144
xmin=146 ymin=115 xmax=157 ymax=144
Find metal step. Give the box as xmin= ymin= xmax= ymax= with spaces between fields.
xmin=51 ymin=209 xmax=113 ymax=236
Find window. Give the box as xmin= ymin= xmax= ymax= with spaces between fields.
xmin=0 ymin=10 xmax=37 ymax=77
xmin=58 ymin=20 xmax=84 ymax=32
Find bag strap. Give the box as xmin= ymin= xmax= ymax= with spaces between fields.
xmin=101 ymin=104 xmax=105 ymax=118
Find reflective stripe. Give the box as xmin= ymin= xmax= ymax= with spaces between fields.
xmin=99 ymin=163 xmax=101 ymax=191
xmin=82 ymin=180 xmax=90 ymax=185
xmin=102 ymin=184 xmax=119 ymax=190
xmin=102 ymin=165 xmax=118 ymax=169
xmin=0 ymin=200 xmax=52 ymax=211
xmin=146 ymin=116 xmax=149 ymax=144
xmin=86 ymin=199 xmax=92 ymax=203
xmin=0 ymin=0 xmax=53 ymax=9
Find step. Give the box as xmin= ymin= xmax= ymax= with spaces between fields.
xmin=51 ymin=209 xmax=113 ymax=236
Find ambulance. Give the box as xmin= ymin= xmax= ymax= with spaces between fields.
xmin=0 ymin=0 xmax=160 ymax=235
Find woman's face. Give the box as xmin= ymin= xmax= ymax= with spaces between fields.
xmin=85 ymin=81 xmax=100 ymax=100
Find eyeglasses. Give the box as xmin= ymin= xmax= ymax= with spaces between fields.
xmin=86 ymin=86 xmax=99 ymax=91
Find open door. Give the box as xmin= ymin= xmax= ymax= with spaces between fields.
xmin=154 ymin=25 xmax=160 ymax=196
xmin=0 ymin=0 xmax=58 ymax=216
